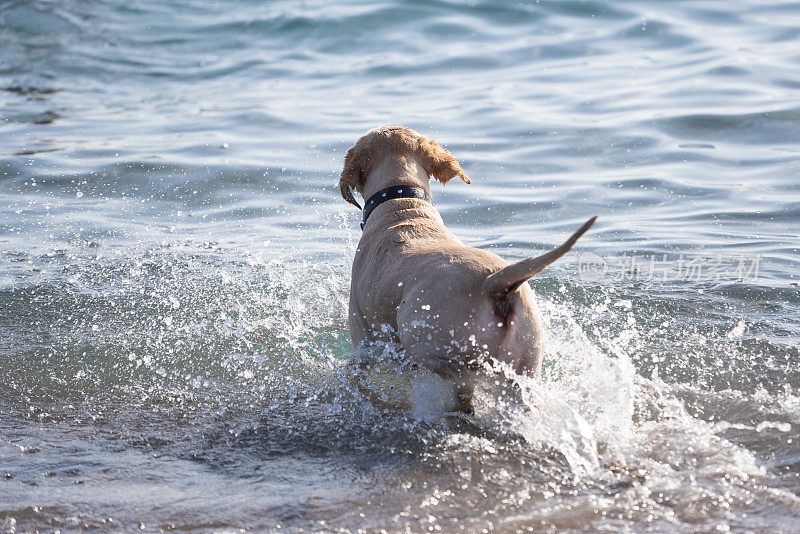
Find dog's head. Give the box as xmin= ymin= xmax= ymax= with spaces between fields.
xmin=339 ymin=126 xmax=470 ymax=209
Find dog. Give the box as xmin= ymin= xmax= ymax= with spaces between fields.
xmin=339 ymin=126 xmax=596 ymax=413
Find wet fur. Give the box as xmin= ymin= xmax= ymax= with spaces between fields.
xmin=340 ymin=126 xmax=470 ymax=209
xmin=340 ymin=126 xmax=594 ymax=413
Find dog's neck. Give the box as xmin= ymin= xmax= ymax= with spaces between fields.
xmin=361 ymin=154 xmax=431 ymax=201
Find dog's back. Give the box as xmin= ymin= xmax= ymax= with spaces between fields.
xmin=340 ymin=126 xmax=595 ymax=412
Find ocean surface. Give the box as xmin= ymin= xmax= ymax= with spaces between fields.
xmin=1 ymin=0 xmax=799 ymax=531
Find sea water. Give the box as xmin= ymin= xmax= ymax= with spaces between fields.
xmin=1 ymin=0 xmax=799 ymax=531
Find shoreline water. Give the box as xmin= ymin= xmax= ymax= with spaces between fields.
xmin=2 ymin=0 xmax=799 ymax=531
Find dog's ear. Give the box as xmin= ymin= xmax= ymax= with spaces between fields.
xmin=417 ymin=137 xmax=470 ymax=186
xmin=339 ymin=145 xmax=363 ymax=209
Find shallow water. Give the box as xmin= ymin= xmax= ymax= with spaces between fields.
xmin=1 ymin=0 xmax=799 ymax=531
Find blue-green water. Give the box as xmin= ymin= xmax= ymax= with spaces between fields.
xmin=1 ymin=0 xmax=799 ymax=531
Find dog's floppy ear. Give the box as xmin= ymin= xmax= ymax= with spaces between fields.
xmin=417 ymin=137 xmax=471 ymax=186
xmin=339 ymin=145 xmax=363 ymax=209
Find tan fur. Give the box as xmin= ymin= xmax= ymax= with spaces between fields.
xmin=341 ymin=126 xmax=595 ymax=413
xmin=340 ymin=126 xmax=469 ymax=208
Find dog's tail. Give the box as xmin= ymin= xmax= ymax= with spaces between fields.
xmin=483 ymin=216 xmax=597 ymax=298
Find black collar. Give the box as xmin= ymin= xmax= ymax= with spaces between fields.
xmin=361 ymin=185 xmax=432 ymax=229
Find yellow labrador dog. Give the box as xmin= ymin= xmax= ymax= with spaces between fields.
xmin=340 ymin=126 xmax=595 ymax=413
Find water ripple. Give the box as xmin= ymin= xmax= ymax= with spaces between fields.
xmin=1 ymin=0 xmax=800 ymax=531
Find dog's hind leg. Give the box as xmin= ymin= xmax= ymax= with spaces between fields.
xmin=409 ymin=349 xmax=476 ymax=414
